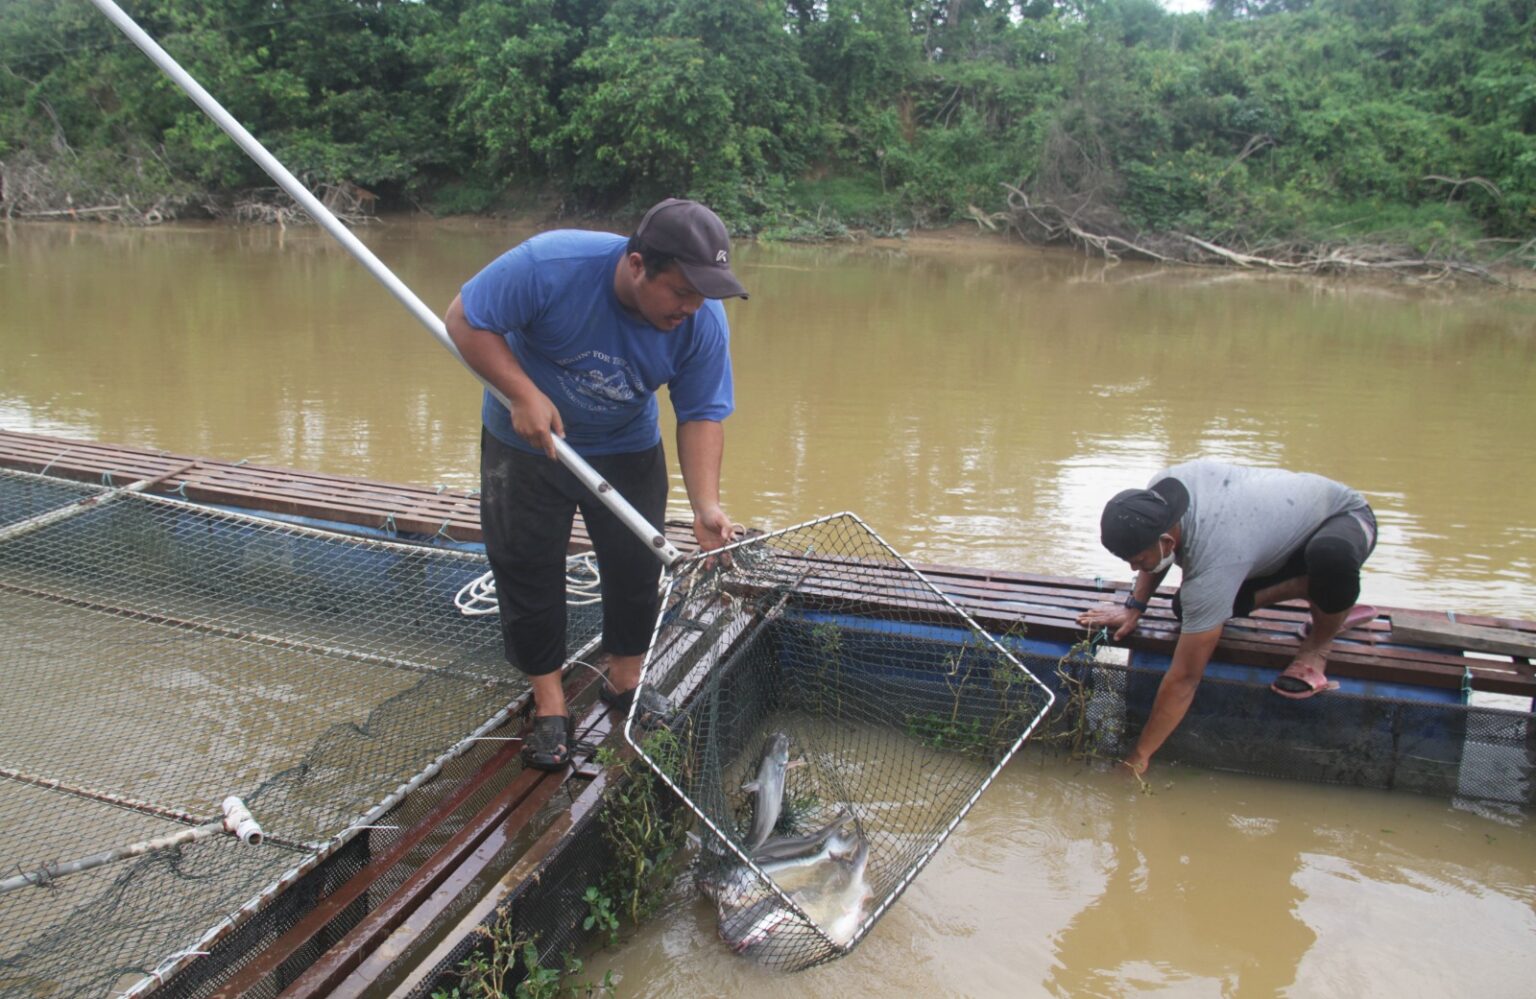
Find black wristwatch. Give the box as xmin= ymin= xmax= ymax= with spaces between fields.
xmin=1123 ymin=593 xmax=1150 ymax=612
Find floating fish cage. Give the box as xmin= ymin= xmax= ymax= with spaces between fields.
xmin=0 ymin=467 xmax=602 ymax=998
xmin=628 ymin=513 xmax=1056 ymax=971
xmin=1034 ymin=646 xmax=1536 ymax=809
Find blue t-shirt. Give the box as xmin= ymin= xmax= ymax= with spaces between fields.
xmin=459 ymin=230 xmax=734 ymax=456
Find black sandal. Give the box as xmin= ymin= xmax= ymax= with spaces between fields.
xmin=599 ymin=683 xmax=675 ymax=730
xmin=521 ymin=714 xmax=574 ymax=771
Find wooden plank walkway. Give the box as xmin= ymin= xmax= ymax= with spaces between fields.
xmin=3 ymin=428 xmax=1532 ymax=698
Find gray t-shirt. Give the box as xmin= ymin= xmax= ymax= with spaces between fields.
xmin=1157 ymin=460 xmax=1368 ymax=633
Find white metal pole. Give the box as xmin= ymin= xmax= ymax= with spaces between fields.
xmin=87 ymin=0 xmax=680 ymax=566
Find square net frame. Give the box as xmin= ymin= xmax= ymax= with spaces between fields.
xmin=0 ymin=467 xmax=602 ymax=999
xmin=625 ymin=512 xmax=1056 ymax=970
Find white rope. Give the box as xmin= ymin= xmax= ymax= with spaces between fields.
xmin=454 ymin=552 xmax=602 ymax=616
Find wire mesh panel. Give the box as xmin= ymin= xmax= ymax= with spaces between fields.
xmin=0 ymin=478 xmax=603 ymax=999
xmin=628 ymin=513 xmax=1055 ymax=971
xmin=0 ymin=467 xmax=107 ymax=528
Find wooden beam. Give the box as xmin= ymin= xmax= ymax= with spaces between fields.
xmin=1389 ymin=611 xmax=1536 ymax=660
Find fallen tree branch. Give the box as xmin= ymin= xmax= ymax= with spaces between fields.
xmin=996 ymin=184 xmax=1515 ymax=286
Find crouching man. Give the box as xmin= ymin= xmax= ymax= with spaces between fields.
xmin=1077 ymin=460 xmax=1378 ymax=775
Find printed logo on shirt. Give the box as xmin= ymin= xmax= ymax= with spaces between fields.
xmin=557 ymin=350 xmax=643 ymax=412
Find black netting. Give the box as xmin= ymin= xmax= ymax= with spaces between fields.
xmin=0 ymin=475 xmax=603 ymax=998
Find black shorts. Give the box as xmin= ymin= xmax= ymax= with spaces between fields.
xmin=1173 ymin=506 xmax=1378 ymax=622
xmin=479 ymin=428 xmax=667 ymax=677
xmin=1232 ymin=506 xmax=1378 ymax=617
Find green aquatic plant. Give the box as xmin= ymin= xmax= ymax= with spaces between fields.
xmin=904 ymin=622 xmax=1046 ymax=761
xmin=1039 ymin=634 xmax=1155 ymax=794
xmin=775 ymin=789 xmax=823 ymax=836
xmin=581 ymin=886 xmax=620 ymax=948
xmin=595 ymin=724 xmax=695 ymax=926
xmin=810 ymin=621 xmax=846 ymax=720
xmin=431 ymin=921 xmax=615 ymax=999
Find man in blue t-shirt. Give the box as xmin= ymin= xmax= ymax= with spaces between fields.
xmin=1077 ymin=460 xmax=1378 ymax=777
xmin=444 ymin=198 xmax=747 ymax=770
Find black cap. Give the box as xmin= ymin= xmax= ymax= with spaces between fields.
xmin=633 ymin=199 xmax=748 ymax=300
xmin=1100 ymin=477 xmax=1190 ymax=560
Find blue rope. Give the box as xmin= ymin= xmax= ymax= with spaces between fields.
xmin=435 ymin=520 xmax=456 ymax=543
xmin=1093 ymin=576 xmax=1104 ymax=591
xmin=381 ymin=514 xmax=397 ymax=536
xmin=100 ymin=471 xmax=115 ymax=487
xmin=40 ymin=452 xmax=67 ymax=476
xmin=173 ymin=481 xmax=189 ymax=498
xmin=1461 ymin=664 xmax=1473 ymax=702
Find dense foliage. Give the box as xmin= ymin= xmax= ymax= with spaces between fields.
xmin=1 ymin=0 xmax=1531 ymax=247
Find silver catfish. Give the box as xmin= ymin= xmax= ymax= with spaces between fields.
xmin=714 ymin=832 xmax=874 ymax=956
xmin=750 ymin=808 xmax=854 ymax=864
xmin=708 ymin=817 xmax=862 ymax=911
xmin=794 ymin=834 xmax=874 ymax=947
xmin=718 ymin=894 xmax=796 ymax=954
xmin=741 ymin=732 xmax=792 ymax=851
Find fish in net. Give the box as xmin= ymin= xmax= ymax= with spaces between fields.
xmin=622 ymin=512 xmax=1056 ymax=970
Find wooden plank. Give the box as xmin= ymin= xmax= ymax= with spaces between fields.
xmin=206 ymin=733 xmax=532 ymax=998
xmin=1390 ymin=612 xmax=1536 ymax=659
xmin=273 ymin=688 xmax=614 ymax=999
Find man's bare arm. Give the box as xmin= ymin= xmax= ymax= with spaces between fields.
xmin=443 ymin=294 xmax=562 ymax=458
xmin=676 ymin=419 xmax=733 ymax=551
xmin=1123 ymin=626 xmax=1222 ymax=774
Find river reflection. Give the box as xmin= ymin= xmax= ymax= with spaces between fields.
xmin=3 ymin=219 xmax=1534 ymax=997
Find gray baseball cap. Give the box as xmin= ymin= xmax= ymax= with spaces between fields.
xmin=634 ymin=199 xmax=748 ymax=300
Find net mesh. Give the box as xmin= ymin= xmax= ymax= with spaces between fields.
xmin=0 ymin=468 xmax=602 ymax=999
xmin=629 ymin=513 xmax=1056 ymax=971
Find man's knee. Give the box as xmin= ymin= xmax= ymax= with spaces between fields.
xmin=1305 ymin=534 xmax=1362 ymax=613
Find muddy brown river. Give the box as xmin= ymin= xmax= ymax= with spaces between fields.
xmin=3 ymin=218 xmax=1533 ymax=997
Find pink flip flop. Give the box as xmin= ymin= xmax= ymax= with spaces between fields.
xmin=1300 ymin=603 xmax=1378 ymax=639
xmin=1271 ymin=658 xmax=1340 ymax=700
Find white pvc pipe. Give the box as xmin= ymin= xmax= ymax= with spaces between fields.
xmin=221 ymin=796 xmax=264 ymax=846
xmin=0 ymin=797 xmax=262 ymax=894
xmin=88 ymin=0 xmax=680 ymax=566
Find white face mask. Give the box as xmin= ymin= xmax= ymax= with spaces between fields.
xmin=1151 ymin=535 xmax=1176 ymax=574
